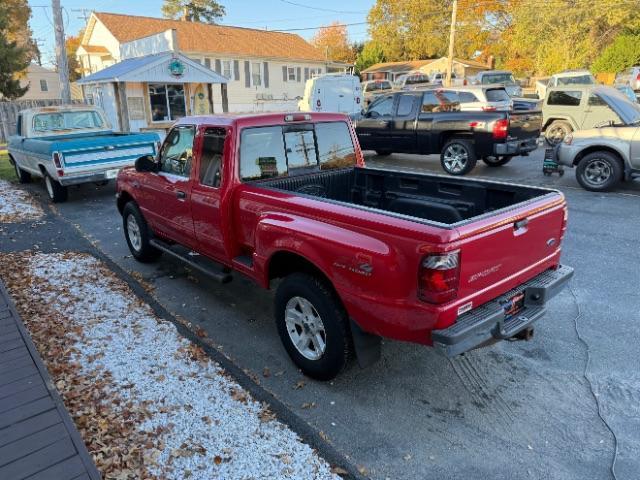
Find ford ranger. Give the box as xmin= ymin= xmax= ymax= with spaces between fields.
xmin=355 ymin=90 xmax=542 ymax=175
xmin=8 ymin=105 xmax=159 ymax=202
xmin=116 ymin=112 xmax=573 ymax=380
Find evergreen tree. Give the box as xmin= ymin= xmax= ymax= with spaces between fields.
xmin=162 ymin=0 xmax=226 ymax=24
xmin=0 ymin=1 xmax=32 ymax=99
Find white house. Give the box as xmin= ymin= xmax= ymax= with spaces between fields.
xmin=77 ymin=12 xmax=348 ymax=114
xmin=14 ymin=64 xmax=62 ymax=100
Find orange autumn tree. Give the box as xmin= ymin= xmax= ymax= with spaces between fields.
xmin=311 ymin=22 xmax=355 ymax=64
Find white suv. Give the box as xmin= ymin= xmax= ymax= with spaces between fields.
xmin=536 ymin=70 xmax=595 ymax=100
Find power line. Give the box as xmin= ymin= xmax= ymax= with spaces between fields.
xmin=277 ymin=0 xmax=366 ymax=14
xmin=274 ymin=21 xmax=367 ymax=32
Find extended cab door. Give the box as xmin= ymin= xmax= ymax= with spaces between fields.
xmin=191 ymin=127 xmax=227 ymax=260
xmin=390 ymin=93 xmax=419 ymax=152
xmin=356 ymin=94 xmax=395 ymax=151
xmin=139 ymin=125 xmax=196 ymax=247
xmin=416 ymin=90 xmax=459 ymax=153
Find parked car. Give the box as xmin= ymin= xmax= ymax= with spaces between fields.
xmin=298 ymin=74 xmax=362 ymax=116
xmin=362 ymin=80 xmax=393 ymax=107
xmin=542 ymin=85 xmax=626 ymax=145
xmin=551 ymin=92 xmax=640 ymax=191
xmin=116 ymin=111 xmax=573 ymax=380
xmin=439 ymin=86 xmax=513 ymax=112
xmin=614 ymin=66 xmax=640 ymax=93
xmin=393 ymin=72 xmax=431 ymax=90
xmin=471 ymin=70 xmax=522 ymax=97
xmin=355 ymin=90 xmax=541 ymax=174
xmin=8 ymin=105 xmax=160 ymax=202
xmin=536 ymin=70 xmax=595 ymax=100
xmin=615 ymin=84 xmax=638 ymax=103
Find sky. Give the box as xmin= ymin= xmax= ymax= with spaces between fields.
xmin=28 ymin=0 xmax=375 ymax=67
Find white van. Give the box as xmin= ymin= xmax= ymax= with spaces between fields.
xmin=298 ymin=74 xmax=363 ymax=116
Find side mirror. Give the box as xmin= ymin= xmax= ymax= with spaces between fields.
xmin=594 ymin=120 xmax=614 ymax=128
xmin=135 ymin=155 xmax=158 ymax=172
xmin=367 ymin=110 xmax=380 ymax=119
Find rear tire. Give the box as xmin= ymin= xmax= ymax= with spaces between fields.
xmin=275 ymin=273 xmax=351 ymax=380
xmin=545 ymin=120 xmax=572 ymax=146
xmin=44 ymin=174 xmax=68 ymax=203
xmin=122 ymin=202 xmax=162 ymax=263
xmin=440 ymin=138 xmax=477 ymax=175
xmin=13 ymin=160 xmax=31 ymax=184
xmin=482 ymin=155 xmax=513 ymax=167
xmin=575 ymin=151 xmax=623 ymax=192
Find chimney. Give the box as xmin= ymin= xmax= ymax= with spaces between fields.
xmin=170 ymin=29 xmax=179 ymax=53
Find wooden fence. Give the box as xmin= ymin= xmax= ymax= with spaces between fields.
xmin=0 ymin=99 xmax=89 ymax=143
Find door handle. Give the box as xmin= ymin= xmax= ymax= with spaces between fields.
xmin=176 ymin=190 xmax=186 ymax=199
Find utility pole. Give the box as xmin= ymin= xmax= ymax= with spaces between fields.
xmin=52 ymin=0 xmax=71 ymax=102
xmin=445 ymin=0 xmax=458 ymax=87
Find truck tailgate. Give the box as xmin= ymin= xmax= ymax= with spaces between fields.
xmin=508 ymin=111 xmax=542 ymax=139
xmin=454 ymin=195 xmax=566 ymax=304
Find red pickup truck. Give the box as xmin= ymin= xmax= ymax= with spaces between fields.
xmin=116 ymin=112 xmax=573 ymax=380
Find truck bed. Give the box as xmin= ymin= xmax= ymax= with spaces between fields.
xmin=255 ymin=167 xmax=556 ymax=226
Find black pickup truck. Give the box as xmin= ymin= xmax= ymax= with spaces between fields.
xmin=355 ymin=90 xmax=542 ymax=175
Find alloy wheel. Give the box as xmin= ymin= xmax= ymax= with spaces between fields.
xmin=443 ymin=144 xmax=468 ymax=173
xmin=126 ymin=214 xmax=142 ymax=252
xmin=285 ymin=296 xmax=327 ymax=361
xmin=583 ymin=159 xmax=612 ymax=186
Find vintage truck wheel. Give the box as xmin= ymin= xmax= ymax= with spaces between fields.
xmin=275 ymin=273 xmax=351 ymax=380
xmin=441 ymin=139 xmax=477 ymax=175
xmin=13 ymin=161 xmax=31 ymax=183
xmin=576 ymin=152 xmax=623 ymax=192
xmin=44 ymin=174 xmax=68 ymax=203
xmin=122 ymin=202 xmax=162 ymax=262
xmin=482 ymin=155 xmax=513 ymax=167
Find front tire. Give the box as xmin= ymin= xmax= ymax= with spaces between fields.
xmin=482 ymin=155 xmax=513 ymax=167
xmin=545 ymin=120 xmax=572 ymax=146
xmin=13 ymin=161 xmax=31 ymax=183
xmin=440 ymin=138 xmax=477 ymax=175
xmin=44 ymin=174 xmax=68 ymax=203
xmin=576 ymin=151 xmax=623 ymax=192
xmin=275 ymin=273 xmax=351 ymax=380
xmin=122 ymin=202 xmax=162 ymax=262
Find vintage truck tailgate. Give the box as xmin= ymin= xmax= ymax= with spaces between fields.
xmin=53 ymin=134 xmax=158 ymax=174
xmin=508 ymin=110 xmax=542 ymax=140
xmin=452 ymin=193 xmax=566 ymax=306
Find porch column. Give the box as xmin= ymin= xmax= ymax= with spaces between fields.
xmin=115 ymin=82 xmax=130 ymax=132
xmin=221 ymin=83 xmax=229 ymax=113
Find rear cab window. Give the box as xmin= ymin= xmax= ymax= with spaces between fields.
xmin=485 ymin=88 xmax=510 ymax=102
xmin=547 ymin=91 xmax=583 ymax=106
xmin=240 ymin=121 xmax=356 ymax=181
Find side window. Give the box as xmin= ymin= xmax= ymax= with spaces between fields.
xmin=16 ymin=114 xmax=22 ymax=136
xmin=199 ymin=127 xmax=226 ymax=188
xmin=458 ymin=92 xmax=478 ymax=103
xmin=316 ymin=122 xmax=356 ymax=169
xmin=588 ymin=94 xmax=607 ymax=106
xmin=422 ymin=91 xmax=459 ymax=112
xmin=240 ymin=126 xmax=287 ymax=181
xmin=368 ymin=95 xmax=394 ymax=117
xmin=547 ymin=90 xmax=582 ymax=106
xmin=396 ymin=95 xmax=415 ymax=116
xmin=284 ymin=128 xmax=317 ymax=171
xmin=422 ymin=91 xmax=439 ymax=112
xmin=159 ymin=126 xmax=195 ymax=177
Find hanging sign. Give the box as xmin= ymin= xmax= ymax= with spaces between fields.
xmin=168 ymin=58 xmax=186 ymax=78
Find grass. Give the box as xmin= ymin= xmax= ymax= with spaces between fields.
xmin=0 ymin=152 xmax=16 ymax=182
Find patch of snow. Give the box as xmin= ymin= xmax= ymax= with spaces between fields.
xmin=27 ymin=252 xmax=338 ymax=480
xmin=0 ymin=179 xmax=43 ymax=222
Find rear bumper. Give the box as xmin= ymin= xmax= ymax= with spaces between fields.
xmin=431 ymin=265 xmax=574 ymax=357
xmin=58 ymin=169 xmax=119 ymax=186
xmin=494 ymin=136 xmax=538 ymax=156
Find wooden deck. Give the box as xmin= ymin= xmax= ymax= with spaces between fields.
xmin=0 ymin=280 xmax=101 ymax=480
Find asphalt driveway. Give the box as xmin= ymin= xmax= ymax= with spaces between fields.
xmin=24 ymin=147 xmax=640 ymax=480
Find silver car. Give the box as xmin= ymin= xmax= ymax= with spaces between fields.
xmin=471 ymin=70 xmax=522 ymax=97
xmin=615 ymin=66 xmax=640 ymax=93
xmin=438 ymin=86 xmax=513 ymax=111
xmin=552 ymin=88 xmax=640 ymax=191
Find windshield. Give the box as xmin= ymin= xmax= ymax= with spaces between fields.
xmin=557 ymin=75 xmax=595 ymax=86
xmin=33 ymin=110 xmax=105 ymax=133
xmin=405 ymin=74 xmax=430 ymax=85
xmin=481 ymin=73 xmax=515 ymax=85
xmin=600 ymin=89 xmax=640 ymax=124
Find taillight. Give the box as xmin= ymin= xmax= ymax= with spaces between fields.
xmin=492 ymin=118 xmax=508 ymax=139
xmin=482 ymin=106 xmax=497 ymax=112
xmin=52 ymin=152 xmax=63 ymax=168
xmin=418 ymin=251 xmax=460 ymax=304
xmin=636 ymin=73 xmax=640 ymax=82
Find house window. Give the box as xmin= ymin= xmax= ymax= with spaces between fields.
xmin=252 ymin=62 xmax=261 ymax=86
xmin=223 ymin=60 xmax=232 ymax=80
xmin=288 ymin=67 xmax=296 ymax=81
xmin=149 ymin=83 xmax=186 ymax=122
xmin=40 ymin=79 xmax=48 ymax=92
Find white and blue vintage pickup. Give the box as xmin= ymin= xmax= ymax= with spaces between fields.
xmin=8 ymin=105 xmax=160 ymax=202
